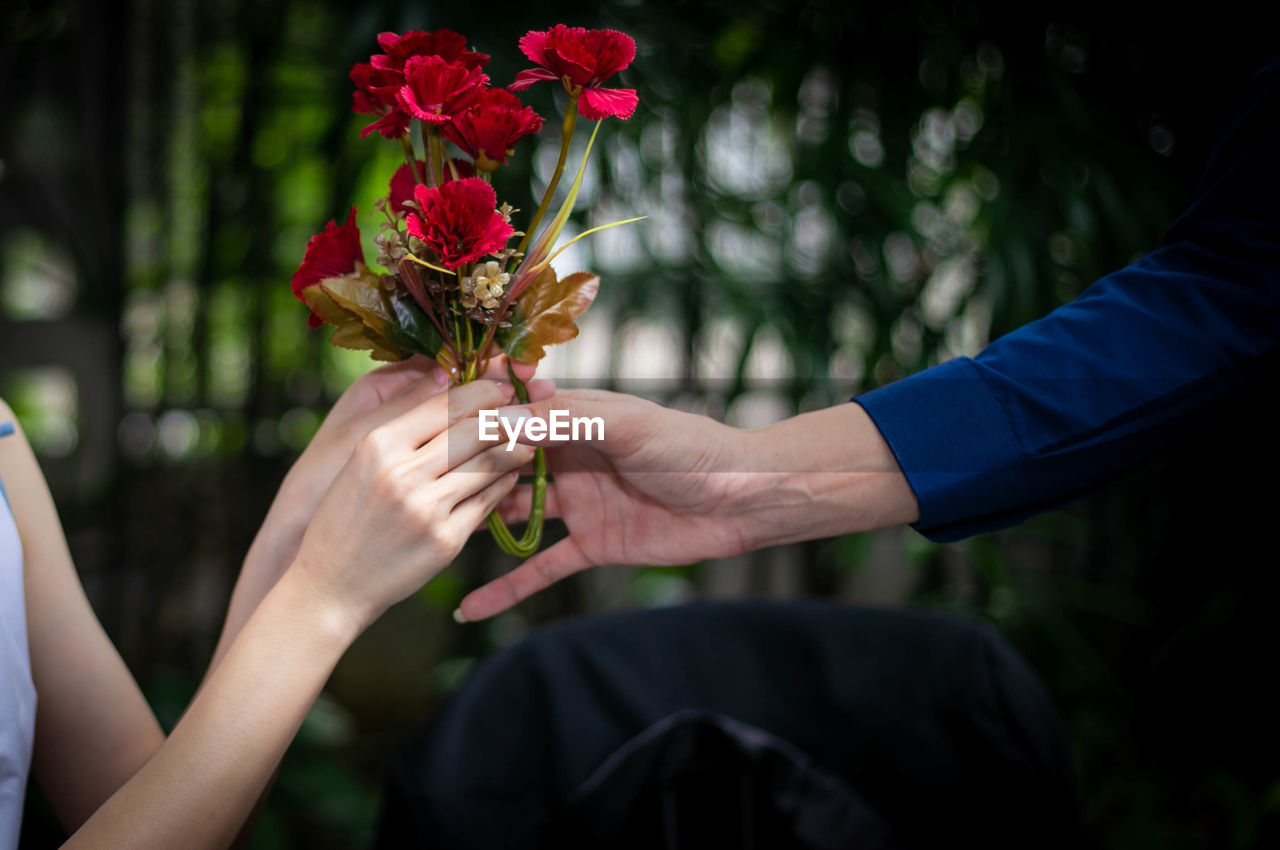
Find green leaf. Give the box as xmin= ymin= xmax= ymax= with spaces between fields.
xmin=388 ymin=294 xmax=443 ymax=358
xmin=513 ymin=121 xmax=603 ymax=290
xmin=497 ymin=267 xmax=599 ymax=363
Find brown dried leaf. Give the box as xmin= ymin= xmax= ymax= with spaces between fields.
xmin=497 ymin=268 xmax=600 ymax=363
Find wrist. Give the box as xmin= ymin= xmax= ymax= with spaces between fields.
xmin=721 ymin=424 xmax=789 ymax=551
xmin=273 ymin=559 xmax=368 ymax=650
xmin=269 ymin=468 xmax=315 ymax=532
xmin=243 ymin=502 xmax=304 ymax=585
xmin=706 ymin=422 xmax=776 ymax=553
xmin=728 ymin=403 xmax=919 ymax=549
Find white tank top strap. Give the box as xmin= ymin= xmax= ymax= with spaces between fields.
xmin=0 ymin=421 xmax=36 ymax=850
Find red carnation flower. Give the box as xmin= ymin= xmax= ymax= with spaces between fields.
xmin=442 ymin=88 xmax=544 ymax=170
xmin=351 ymin=29 xmax=489 ymax=139
xmin=291 ymin=207 xmax=364 ymax=328
xmin=388 ymin=159 xmax=474 ymax=214
xmin=509 ymin=25 xmax=638 ymax=121
xmin=372 ymin=29 xmax=488 ymax=72
xmin=350 ymin=62 xmax=410 ymax=138
xmin=398 ymin=55 xmax=488 ymax=126
xmin=406 ymin=178 xmax=513 ymax=270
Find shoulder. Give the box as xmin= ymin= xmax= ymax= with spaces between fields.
xmin=0 ymin=398 xmax=18 ymax=448
xmin=0 ymin=400 xmax=36 ymax=500
xmin=0 ymin=398 xmax=22 ymax=446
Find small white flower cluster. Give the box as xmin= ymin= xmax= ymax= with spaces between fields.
xmin=461 ymin=260 xmax=510 ymax=309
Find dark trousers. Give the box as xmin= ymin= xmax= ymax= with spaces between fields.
xmin=374 ymin=601 xmax=1079 ymax=849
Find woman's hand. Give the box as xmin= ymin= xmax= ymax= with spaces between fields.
xmin=273 ymin=356 xmax=449 ymax=539
xmin=270 ymin=354 xmax=536 ymax=561
xmin=290 ymin=379 xmax=536 ymax=632
xmin=214 ymin=355 xmax=542 ymax=667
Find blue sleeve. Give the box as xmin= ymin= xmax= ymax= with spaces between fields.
xmin=854 ymin=62 xmax=1280 ymax=543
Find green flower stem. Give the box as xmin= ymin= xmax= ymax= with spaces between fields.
xmin=485 ymin=365 xmax=546 ymax=557
xmin=451 ymin=312 xmax=464 ymax=366
xmin=513 ymin=95 xmax=579 ymax=267
xmin=422 ymin=123 xmax=442 ymax=187
xmin=464 ymin=320 xmax=478 ymax=382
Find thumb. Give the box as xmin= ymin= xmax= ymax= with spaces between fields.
xmin=495 ymin=391 xmax=622 ymax=449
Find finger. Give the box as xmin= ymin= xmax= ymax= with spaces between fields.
xmin=419 ymin=406 xmax=527 ymax=474
xmin=496 ymin=484 xmax=562 ymax=523
xmin=375 ymin=380 xmax=514 ymax=450
xmin=384 ymin=358 xmax=450 ymax=397
xmin=523 ymin=379 xmax=556 ymax=403
xmin=440 ymin=443 xmax=536 ymax=508
xmin=477 ymin=355 xmax=536 ymax=384
xmin=454 ymin=536 xmax=591 ymax=622
xmin=476 ymin=357 xmax=510 ymax=382
xmin=351 ymin=356 xmax=444 ymax=409
xmin=351 ymin=366 xmax=451 ymax=431
xmin=476 ymin=354 xmax=534 ymax=382
xmin=507 ymin=359 xmax=537 ymax=383
xmin=446 ymin=380 xmax=517 ymax=429
xmin=474 ymin=356 xmax=553 ymax=401
xmin=368 ymin=354 xmax=441 ymax=389
xmin=488 ymin=390 xmax=634 ymax=450
xmin=451 ymin=470 xmax=520 ymax=533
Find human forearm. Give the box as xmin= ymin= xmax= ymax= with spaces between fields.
xmin=458 ymin=397 xmax=920 ymax=621
xmin=208 ymin=362 xmax=537 ymax=670
xmin=208 ymin=489 xmax=307 ymax=673
xmin=731 ymin=403 xmax=919 ymax=550
xmin=21 ymin=381 xmax=517 ymax=845
xmin=63 ymin=567 xmax=358 ymax=849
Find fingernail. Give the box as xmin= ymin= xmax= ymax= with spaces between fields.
xmin=431 ymin=368 xmax=450 ymax=387
xmin=452 ymin=608 xmax=468 ymax=624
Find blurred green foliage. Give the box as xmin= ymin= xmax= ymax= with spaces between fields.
xmin=3 ymin=0 xmax=1278 ymax=846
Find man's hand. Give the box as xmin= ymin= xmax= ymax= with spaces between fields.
xmin=456 ymin=389 xmax=755 ymax=620
xmin=456 ymin=391 xmax=919 ymax=622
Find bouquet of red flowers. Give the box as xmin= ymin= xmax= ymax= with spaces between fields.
xmin=290 ymin=25 xmax=640 ymax=556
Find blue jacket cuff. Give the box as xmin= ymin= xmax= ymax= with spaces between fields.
xmin=853 ymin=358 xmax=1036 ymax=542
